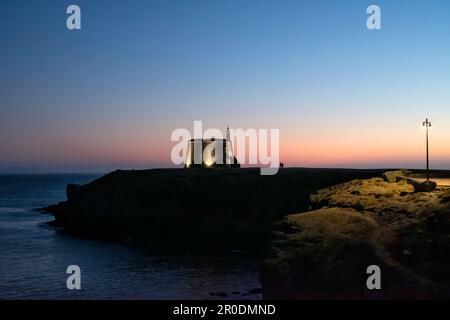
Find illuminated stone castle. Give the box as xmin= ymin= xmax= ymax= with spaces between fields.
xmin=185 ymin=126 xmax=240 ymax=168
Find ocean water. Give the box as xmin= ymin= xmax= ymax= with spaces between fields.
xmin=0 ymin=174 xmax=261 ymax=300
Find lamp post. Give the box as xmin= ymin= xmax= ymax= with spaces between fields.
xmin=422 ymin=118 xmax=432 ymax=181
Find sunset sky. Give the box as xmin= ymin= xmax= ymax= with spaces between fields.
xmin=1 ymin=0 xmax=450 ymax=173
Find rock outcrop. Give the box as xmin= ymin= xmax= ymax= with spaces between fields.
xmin=410 ymin=180 xmax=437 ymax=193
xmin=43 ymin=168 xmax=386 ymax=251
xmin=382 ymin=169 xmax=411 ymax=183
xmin=262 ymin=173 xmax=450 ymax=299
xmin=382 ymin=169 xmax=437 ymax=192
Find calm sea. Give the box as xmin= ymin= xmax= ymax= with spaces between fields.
xmin=0 ymin=174 xmax=261 ymax=299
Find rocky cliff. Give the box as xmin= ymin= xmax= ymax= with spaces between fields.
xmin=43 ymin=168 xmax=385 ymax=251
xmin=262 ymin=172 xmax=450 ymax=299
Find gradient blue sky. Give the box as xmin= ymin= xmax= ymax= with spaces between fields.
xmin=1 ymin=0 xmax=450 ymax=172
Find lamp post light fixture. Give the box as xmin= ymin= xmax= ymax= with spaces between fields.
xmin=422 ymin=118 xmax=432 ymax=181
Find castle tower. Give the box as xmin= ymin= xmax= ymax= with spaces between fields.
xmin=226 ymin=126 xmax=234 ymax=166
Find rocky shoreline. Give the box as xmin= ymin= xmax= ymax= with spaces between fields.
xmin=41 ymin=168 xmax=386 ymax=251
xmin=40 ymin=168 xmax=450 ymax=299
xmin=261 ymin=170 xmax=450 ymax=299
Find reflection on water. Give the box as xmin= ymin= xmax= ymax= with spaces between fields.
xmin=0 ymin=174 xmax=261 ymax=299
